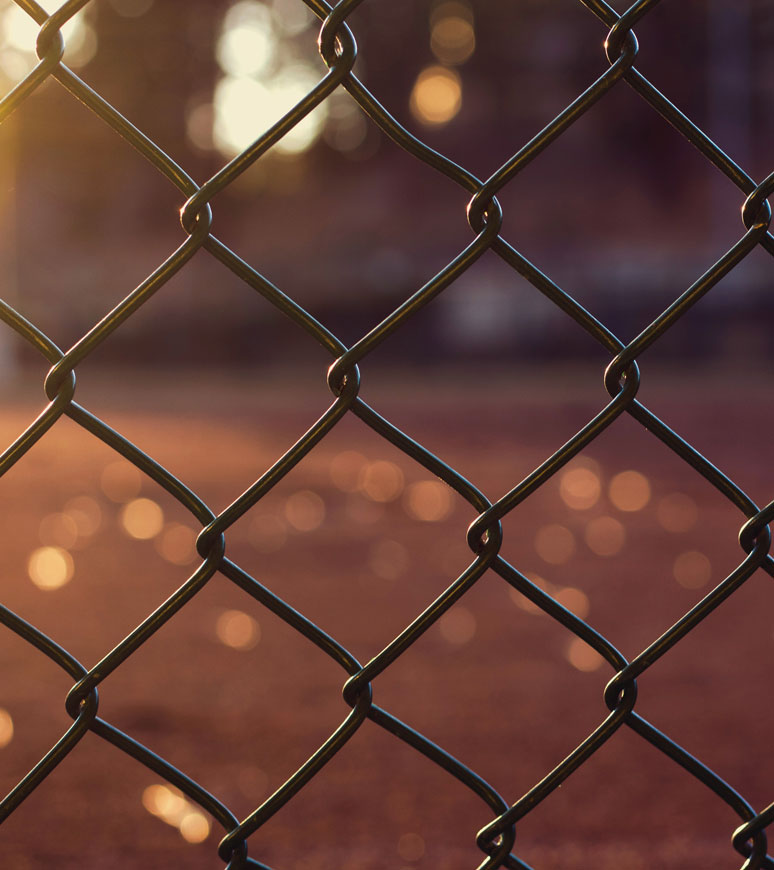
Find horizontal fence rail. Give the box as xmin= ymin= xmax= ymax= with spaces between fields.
xmin=0 ymin=1 xmax=773 ymax=868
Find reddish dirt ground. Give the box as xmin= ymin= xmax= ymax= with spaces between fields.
xmin=0 ymin=366 xmax=772 ymax=870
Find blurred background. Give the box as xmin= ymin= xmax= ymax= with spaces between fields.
xmin=1 ymin=2 xmax=773 ymax=869
xmin=0 ymin=0 xmax=772 ymax=371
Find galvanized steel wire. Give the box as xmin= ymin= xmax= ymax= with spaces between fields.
xmin=1 ymin=1 xmax=773 ymax=868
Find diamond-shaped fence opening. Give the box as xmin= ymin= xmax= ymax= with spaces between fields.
xmin=0 ymin=1 xmax=772 ymax=868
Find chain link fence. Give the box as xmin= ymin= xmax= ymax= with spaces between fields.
xmin=1 ymin=0 xmax=773 ymax=868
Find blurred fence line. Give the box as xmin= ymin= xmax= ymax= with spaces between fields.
xmin=0 ymin=1 xmax=773 ymax=868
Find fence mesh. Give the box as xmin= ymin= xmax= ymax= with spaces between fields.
xmin=1 ymin=0 xmax=773 ymax=868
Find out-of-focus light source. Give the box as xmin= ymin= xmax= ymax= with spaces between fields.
xmin=673 ymin=551 xmax=712 ymax=589
xmin=142 ymin=784 xmax=211 ymax=844
xmin=0 ymin=709 xmax=14 ymax=748
xmin=566 ymin=637 xmax=604 ymax=672
xmin=120 ymin=498 xmax=164 ymax=540
xmin=284 ymin=490 xmax=325 ymax=532
xmin=584 ymin=515 xmax=626 ymax=556
xmin=271 ymin=0 xmax=313 ymax=36
xmin=397 ymin=832 xmax=426 ymax=862
xmin=359 ymin=460 xmax=405 ymax=503
xmin=410 ymin=65 xmax=462 ymax=126
xmin=534 ymin=524 xmax=576 ymax=565
xmin=430 ymin=14 xmax=475 ymax=65
xmin=28 ymin=546 xmax=74 ymax=590
xmin=559 ymin=466 xmax=601 ymax=511
xmin=438 ymin=606 xmax=476 ymax=645
xmin=216 ymin=610 xmax=260 ymax=650
xmin=0 ymin=3 xmax=96 ymax=71
xmin=609 ymin=470 xmax=651 ymax=512
xmin=213 ymin=67 xmax=328 ymax=157
xmin=63 ymin=496 xmax=102 ymax=538
xmin=155 ymin=523 xmax=197 ymax=566
xmin=657 ymin=493 xmax=698 ymax=533
xmin=404 ymin=480 xmax=454 ymax=522
xmin=217 ymin=1 xmax=275 ymax=78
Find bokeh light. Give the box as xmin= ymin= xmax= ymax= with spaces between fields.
xmin=63 ymin=496 xmax=102 ymax=538
xmin=215 ymin=609 xmax=260 ymax=650
xmin=410 ymin=65 xmax=462 ymax=126
xmin=438 ymin=605 xmax=476 ymax=645
xmin=609 ymin=470 xmax=651 ymax=512
xmin=673 ymin=551 xmax=712 ymax=589
xmin=657 ymin=493 xmax=699 ymax=533
xmin=213 ymin=66 xmax=327 ymax=157
xmin=0 ymin=708 xmax=14 ymax=748
xmin=28 ymin=546 xmax=74 ymax=590
xmin=179 ymin=811 xmax=211 ymax=844
xmin=143 ymin=784 xmax=187 ymax=822
xmin=554 ymin=587 xmax=590 ymax=619
xmin=566 ymin=637 xmax=604 ymax=672
xmin=38 ymin=512 xmax=79 ymax=549
xmin=534 ymin=524 xmax=575 ymax=565
xmin=330 ymin=450 xmax=367 ymax=492
xmin=403 ymin=479 xmax=454 ymax=522
xmin=1 ymin=2 xmax=96 ymax=72
xmin=584 ymin=515 xmax=626 ymax=556
xmin=155 ymin=523 xmax=197 ymax=566
xmin=272 ymin=0 xmax=313 ymax=36
xmin=217 ymin=1 xmax=275 ymax=78
xmin=284 ymin=490 xmax=325 ymax=532
xmin=559 ymin=466 xmax=602 ymax=511
xmin=120 ymin=498 xmax=164 ymax=540
xmin=430 ymin=7 xmax=475 ymax=65
xmin=142 ymin=783 xmax=211 ymax=842
xmin=368 ymin=539 xmax=410 ymax=581
xmin=397 ymin=832 xmax=426 ymax=862
xmin=508 ymin=572 xmax=549 ymax=614
xmin=359 ymin=460 xmax=405 ymax=503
